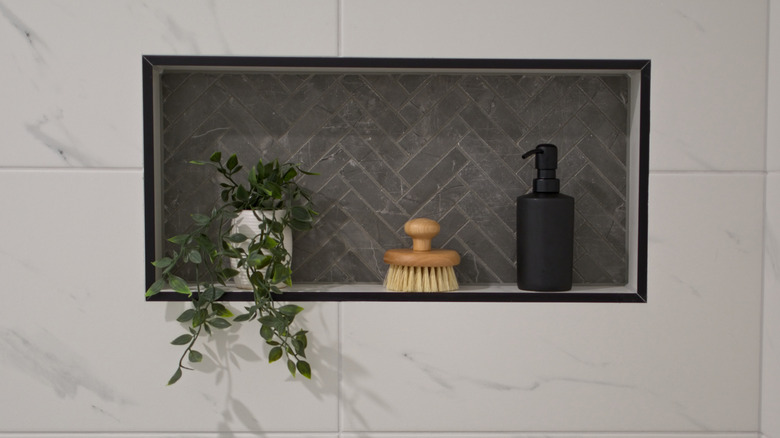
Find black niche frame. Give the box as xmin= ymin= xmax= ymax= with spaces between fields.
xmin=144 ymin=56 xmax=650 ymax=303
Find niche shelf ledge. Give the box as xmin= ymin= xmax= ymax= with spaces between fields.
xmin=145 ymin=283 xmax=645 ymax=303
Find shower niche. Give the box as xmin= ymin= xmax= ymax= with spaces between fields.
xmin=144 ymin=56 xmax=649 ymax=303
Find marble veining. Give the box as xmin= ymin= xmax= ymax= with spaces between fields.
xmin=0 ymin=1 xmax=48 ymax=62
xmin=26 ymin=110 xmax=92 ymax=166
xmin=400 ymin=350 xmax=634 ymax=394
xmin=0 ymin=327 xmax=129 ymax=404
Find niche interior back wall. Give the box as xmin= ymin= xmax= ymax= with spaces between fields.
xmin=0 ymin=1 xmax=772 ymax=437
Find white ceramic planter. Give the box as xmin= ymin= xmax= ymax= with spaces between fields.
xmin=230 ymin=209 xmax=292 ymax=289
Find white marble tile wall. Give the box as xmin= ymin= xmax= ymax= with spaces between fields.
xmin=0 ymin=0 xmax=773 ymax=437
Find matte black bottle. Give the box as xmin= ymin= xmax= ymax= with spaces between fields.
xmin=516 ymin=144 xmax=574 ymax=291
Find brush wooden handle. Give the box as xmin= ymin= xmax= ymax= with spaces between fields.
xmin=384 ymin=218 xmax=460 ymax=267
xmin=405 ymin=217 xmax=440 ymax=252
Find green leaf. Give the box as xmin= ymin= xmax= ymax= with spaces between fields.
xmin=235 ymin=184 xmax=249 ymax=201
xmin=200 ymin=285 xmax=217 ymax=303
xmin=151 ymin=257 xmax=173 ymax=268
xmin=248 ymin=166 xmax=258 ymax=186
xmin=297 ymin=360 xmax=312 ymax=379
xmin=211 ymin=303 xmax=233 ymax=318
xmin=269 ymin=263 xmax=289 ymax=285
xmin=227 ymin=233 xmax=247 ymax=243
xmin=187 ymin=249 xmax=202 ymax=264
xmin=289 ymin=219 xmax=313 ymax=231
xmin=269 ymin=221 xmax=285 ymax=234
xmin=210 ymin=151 xmax=222 ymax=162
xmin=188 ymin=349 xmax=203 ymax=363
xmin=193 ymin=309 xmax=208 ymax=327
xmin=195 ymin=233 xmax=215 ymax=253
xmin=221 ymin=268 xmax=240 ymax=279
xmin=209 ymin=318 xmax=231 ymax=329
xmin=268 ymin=346 xmax=283 ymax=363
xmin=279 ymin=304 xmax=304 ymax=316
xmin=292 ymin=339 xmax=305 ymax=357
xmin=291 ymin=205 xmax=312 ymax=222
xmin=287 ymin=359 xmax=297 ymax=377
xmin=191 ymin=213 xmax=210 ymax=226
xmin=249 ymin=271 xmax=265 ymax=285
xmin=295 ymin=331 xmax=308 ymax=350
xmin=171 ymin=334 xmax=193 ymax=345
xmin=167 ymin=275 xmax=191 ymax=296
xmin=283 ymin=167 xmax=298 ymax=182
xmin=176 ymin=309 xmax=196 ymax=322
xmin=167 ymin=368 xmax=183 ymax=385
xmin=168 ymin=234 xmax=190 ymax=245
xmin=267 ymin=181 xmax=283 ymax=199
xmin=259 ymin=324 xmax=274 ymax=341
xmin=145 ymin=278 xmax=165 ymax=297
xmin=226 ymin=154 xmax=238 ymax=170
xmin=248 ymin=253 xmax=272 ymax=269
xmin=233 ymin=312 xmax=254 ymax=322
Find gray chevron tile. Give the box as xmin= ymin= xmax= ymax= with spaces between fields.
xmin=163 ymin=84 xmax=229 ymax=151
xmin=454 ymin=191 xmax=516 ymax=262
xmin=398 ymin=117 xmax=470 ymax=184
xmin=160 ymin=71 xmax=631 ymax=285
xmin=350 ymin=114 xmax=410 ymax=170
xmin=340 ymin=133 xmax=408 ymax=198
xmin=407 ymin=75 xmax=461 ymax=112
xmin=396 ymin=87 xmax=470 ymax=155
xmin=576 ymin=133 xmax=627 ymax=194
xmin=576 ymin=100 xmax=625 ymax=151
xmin=163 ymin=73 xmax=220 ymax=123
xmin=459 ymin=75 xmax=527 ymax=141
xmin=275 ymin=74 xmax=339 ymax=122
xmin=397 ymin=74 xmax=428 ymax=94
xmin=362 ymin=74 xmax=411 ymax=109
xmin=341 ymin=75 xmax=409 ymax=140
xmin=221 ymin=76 xmax=291 ymax=138
xmin=578 ymin=76 xmax=629 ymax=134
xmin=457 ymin=131 xmax=528 ymax=201
xmin=336 ymin=251 xmax=384 ymax=283
xmin=410 ymin=177 xmax=469 ymax=224
xmin=460 ymin=103 xmax=526 ymax=170
xmin=397 ymin=148 xmax=469 ymax=216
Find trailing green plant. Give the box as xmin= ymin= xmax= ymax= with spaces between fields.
xmin=145 ymin=151 xmax=318 ymax=385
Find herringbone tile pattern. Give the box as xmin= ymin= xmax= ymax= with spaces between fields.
xmin=161 ymin=72 xmax=629 ymax=285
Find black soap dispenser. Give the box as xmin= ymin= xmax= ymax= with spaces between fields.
xmin=516 ymin=144 xmax=574 ymax=291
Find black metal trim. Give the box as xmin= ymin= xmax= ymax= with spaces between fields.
xmin=636 ymin=60 xmax=651 ymax=303
xmin=142 ymin=55 xmax=649 ymax=71
xmin=146 ymin=290 xmax=646 ymax=303
xmin=143 ymin=56 xmax=158 ymax=295
xmin=143 ymin=56 xmax=650 ymax=304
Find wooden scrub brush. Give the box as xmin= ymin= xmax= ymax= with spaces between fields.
xmin=383 ymin=218 xmax=460 ymax=292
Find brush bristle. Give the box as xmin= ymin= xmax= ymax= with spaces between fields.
xmin=384 ymin=264 xmax=459 ymax=292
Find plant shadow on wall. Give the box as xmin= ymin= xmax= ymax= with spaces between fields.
xmin=160 ymin=300 xmax=339 ymax=435
xmin=147 ymin=152 xmax=318 ymax=385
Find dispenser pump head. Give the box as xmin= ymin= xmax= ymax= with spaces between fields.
xmin=522 ymin=144 xmax=560 ymax=193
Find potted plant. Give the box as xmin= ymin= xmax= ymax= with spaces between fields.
xmin=145 ymin=151 xmax=318 ymax=385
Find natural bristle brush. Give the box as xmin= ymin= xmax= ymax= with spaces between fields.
xmin=383 ymin=218 xmax=460 ymax=292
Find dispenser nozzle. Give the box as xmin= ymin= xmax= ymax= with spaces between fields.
xmin=522 ymin=144 xmax=558 ymax=170
xmin=522 ymin=144 xmax=560 ymax=193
